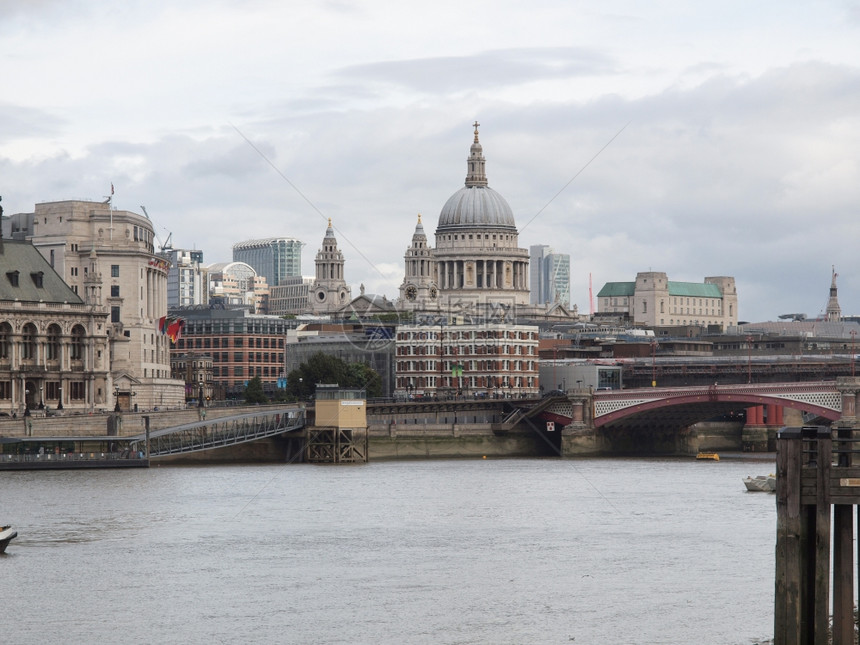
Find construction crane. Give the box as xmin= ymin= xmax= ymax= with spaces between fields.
xmin=139 ymin=205 xmax=173 ymax=252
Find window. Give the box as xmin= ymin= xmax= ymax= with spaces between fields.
xmin=111 ymin=306 xmax=121 ymax=323
xmin=71 ymin=326 xmax=85 ymax=360
xmin=110 ymin=285 xmax=120 ymax=297
xmin=47 ymin=324 xmax=61 ymax=361
xmin=22 ymin=323 xmax=37 ymax=360
xmin=70 ymin=381 xmax=86 ymax=400
xmin=0 ymin=322 xmax=11 ymax=359
xmin=111 ymin=265 xmax=120 ymax=277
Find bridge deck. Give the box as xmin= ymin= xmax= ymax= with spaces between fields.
xmin=129 ymin=408 xmax=306 ymax=457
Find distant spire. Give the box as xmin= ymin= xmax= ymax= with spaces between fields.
xmin=826 ymin=265 xmax=842 ymax=322
xmin=464 ymin=121 xmax=488 ymax=188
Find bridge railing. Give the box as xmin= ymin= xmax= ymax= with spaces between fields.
xmin=130 ymin=409 xmax=306 ymax=457
xmin=595 ymin=381 xmax=838 ymax=398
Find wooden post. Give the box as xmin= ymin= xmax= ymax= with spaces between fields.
xmin=775 ymin=427 xmax=804 ymax=645
xmin=833 ymin=426 xmax=854 ymax=645
xmin=812 ymin=428 xmax=831 ymax=645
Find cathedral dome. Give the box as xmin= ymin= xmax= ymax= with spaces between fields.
xmin=437 ymin=185 xmax=516 ymax=231
xmin=436 ymin=122 xmax=517 ymax=233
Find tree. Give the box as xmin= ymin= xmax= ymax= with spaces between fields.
xmin=286 ymin=352 xmax=383 ymax=399
xmin=346 ymin=361 xmax=383 ymax=398
xmin=244 ymin=375 xmax=269 ymax=404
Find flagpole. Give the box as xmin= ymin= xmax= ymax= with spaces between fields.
xmin=108 ymin=182 xmax=115 ymax=240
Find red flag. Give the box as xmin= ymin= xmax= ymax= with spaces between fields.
xmin=167 ymin=318 xmax=185 ymax=343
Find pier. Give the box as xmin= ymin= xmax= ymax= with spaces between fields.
xmin=775 ymin=426 xmax=860 ymax=644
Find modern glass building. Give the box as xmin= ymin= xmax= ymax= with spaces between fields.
xmin=232 ymin=237 xmax=304 ymax=289
xmin=529 ymin=244 xmax=570 ymax=306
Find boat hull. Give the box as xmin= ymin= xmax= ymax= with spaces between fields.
xmin=743 ymin=476 xmax=776 ymax=492
xmin=0 ymin=525 xmax=17 ymax=553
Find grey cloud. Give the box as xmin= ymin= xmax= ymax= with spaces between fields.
xmin=333 ymin=47 xmax=619 ymax=93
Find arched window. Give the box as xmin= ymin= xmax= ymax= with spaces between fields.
xmin=71 ymin=325 xmax=85 ymax=360
xmin=22 ymin=323 xmax=37 ymax=360
xmin=0 ymin=322 xmax=11 ymax=359
xmin=47 ymin=324 xmax=61 ymax=361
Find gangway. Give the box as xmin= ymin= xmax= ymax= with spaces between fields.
xmin=128 ymin=408 xmax=305 ymax=457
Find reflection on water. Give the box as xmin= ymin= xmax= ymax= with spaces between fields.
xmin=2 ymin=457 xmax=776 ymax=644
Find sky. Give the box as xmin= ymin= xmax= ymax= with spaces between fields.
xmin=2 ymin=0 xmax=859 ymax=323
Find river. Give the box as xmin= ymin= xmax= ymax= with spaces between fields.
xmin=1 ymin=456 xmax=776 ymax=644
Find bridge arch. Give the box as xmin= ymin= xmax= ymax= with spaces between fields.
xmin=593 ymin=382 xmax=842 ymax=428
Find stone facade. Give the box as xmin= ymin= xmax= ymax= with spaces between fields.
xmin=26 ymin=200 xmax=184 ymax=410
xmin=309 ymin=219 xmax=351 ymax=314
xmin=597 ymin=271 xmax=738 ymax=330
xmin=1 ymin=239 xmax=110 ymax=414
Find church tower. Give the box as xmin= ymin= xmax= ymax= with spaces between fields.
xmin=310 ymin=219 xmax=350 ymax=314
xmin=825 ymin=266 xmax=842 ymax=322
xmin=399 ymin=214 xmax=438 ymax=310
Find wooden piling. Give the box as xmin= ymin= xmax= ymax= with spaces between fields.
xmin=775 ymin=426 xmax=859 ymax=645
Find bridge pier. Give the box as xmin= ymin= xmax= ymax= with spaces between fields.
xmin=306 ymin=426 xmax=367 ymax=464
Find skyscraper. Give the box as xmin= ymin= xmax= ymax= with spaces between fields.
xmin=529 ymin=244 xmax=570 ymax=306
xmin=232 ymin=237 xmax=304 ymax=289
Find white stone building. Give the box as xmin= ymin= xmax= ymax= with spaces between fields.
xmin=0 ymin=238 xmax=110 ymax=414
xmin=597 ymin=271 xmax=738 ymax=330
xmin=22 ymin=200 xmax=185 ymax=410
xmin=398 ymin=123 xmax=531 ymax=315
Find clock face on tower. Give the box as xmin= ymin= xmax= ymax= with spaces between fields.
xmin=405 ymin=285 xmax=418 ymax=301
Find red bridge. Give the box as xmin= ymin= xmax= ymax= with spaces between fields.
xmin=537 ymin=379 xmax=860 ymax=432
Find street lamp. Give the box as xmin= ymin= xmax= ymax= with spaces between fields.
xmin=39 ymin=385 xmax=44 ymax=410
xmin=114 ymin=388 xmax=121 ymax=412
xmin=198 ymin=385 xmax=204 ymax=408
xmin=24 ymin=388 xmax=31 ymax=417
xmin=57 ymin=385 xmax=63 ymax=410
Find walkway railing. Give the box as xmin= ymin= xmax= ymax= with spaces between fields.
xmin=129 ymin=409 xmax=306 ymax=457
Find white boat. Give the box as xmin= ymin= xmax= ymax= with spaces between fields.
xmin=0 ymin=525 xmax=17 ymax=553
xmin=743 ymin=475 xmax=776 ymax=492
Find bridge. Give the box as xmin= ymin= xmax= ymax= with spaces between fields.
xmin=127 ymin=407 xmax=306 ymax=459
xmin=592 ymin=381 xmax=842 ymax=428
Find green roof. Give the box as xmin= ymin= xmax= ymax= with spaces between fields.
xmin=0 ymin=239 xmax=83 ymax=304
xmin=667 ymin=282 xmax=722 ymax=298
xmin=596 ymin=282 xmax=635 ymax=297
xmin=597 ymin=280 xmax=723 ymax=299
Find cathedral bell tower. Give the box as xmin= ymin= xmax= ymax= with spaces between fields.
xmin=399 ymin=214 xmax=438 ymax=310
xmin=310 ymin=219 xmax=351 ymax=314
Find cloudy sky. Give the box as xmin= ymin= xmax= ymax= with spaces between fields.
xmin=2 ymin=0 xmax=859 ymax=323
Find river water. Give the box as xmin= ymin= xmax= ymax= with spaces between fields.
xmin=1 ymin=456 xmax=776 ymax=645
